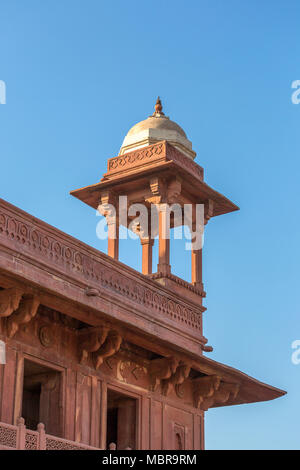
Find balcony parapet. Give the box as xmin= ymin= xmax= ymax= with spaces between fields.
xmin=0 ymin=418 xmax=99 ymax=450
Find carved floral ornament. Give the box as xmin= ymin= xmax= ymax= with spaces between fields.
xmin=39 ymin=326 xmax=54 ymax=348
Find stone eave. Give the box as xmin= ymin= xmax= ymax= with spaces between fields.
xmin=70 ymin=141 xmax=239 ymax=217
xmin=195 ymin=355 xmax=286 ymax=408
xmin=70 ymin=164 xmax=239 ymax=218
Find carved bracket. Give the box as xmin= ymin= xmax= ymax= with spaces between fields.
xmin=78 ymin=325 xmax=122 ymax=370
xmin=193 ymin=375 xmax=240 ymax=410
xmin=193 ymin=375 xmax=221 ymax=409
xmin=94 ymin=330 xmax=122 ymax=370
xmin=161 ymin=361 xmax=191 ymax=396
xmin=145 ymin=177 xmax=166 ymax=205
xmin=148 ymin=356 xmax=192 ymax=395
xmin=211 ymin=382 xmax=240 ymax=407
xmin=98 ymin=191 xmax=118 ymax=224
xmin=7 ymin=295 xmax=40 ymax=338
xmin=78 ymin=325 xmax=109 ymax=364
xmin=204 ymin=200 xmax=214 ymax=225
xmin=166 ymin=177 xmax=182 ymax=204
xmin=148 ymin=356 xmax=179 ymax=392
xmin=0 ymin=287 xmax=24 ymax=318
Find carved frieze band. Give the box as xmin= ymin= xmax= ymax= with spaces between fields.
xmin=108 ymin=142 xmax=165 ymax=174
xmin=165 ymin=144 xmax=204 ymax=180
xmin=106 ymin=141 xmax=204 ymax=182
xmin=193 ymin=375 xmax=240 ymax=410
xmin=0 ymin=207 xmax=203 ymax=334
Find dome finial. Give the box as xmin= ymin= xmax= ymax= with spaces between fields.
xmin=153 ymin=96 xmax=164 ymax=116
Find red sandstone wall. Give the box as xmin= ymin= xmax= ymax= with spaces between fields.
xmin=0 ymin=307 xmax=204 ymax=450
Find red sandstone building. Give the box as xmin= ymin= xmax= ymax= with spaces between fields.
xmin=0 ymin=99 xmax=285 ymax=450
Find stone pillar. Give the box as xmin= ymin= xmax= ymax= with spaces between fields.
xmin=117 ymin=398 xmax=136 ymax=450
xmin=191 ymin=247 xmax=203 ymax=290
xmin=157 ymin=205 xmax=171 ymax=276
xmin=191 ymin=218 xmax=204 ymax=291
xmin=107 ymin=218 xmax=119 ymax=260
xmin=16 ymin=417 xmax=26 ymax=450
xmin=99 ymin=192 xmax=119 ymax=261
xmin=141 ymin=238 xmax=154 ymax=275
xmin=37 ymin=422 xmax=46 ymax=450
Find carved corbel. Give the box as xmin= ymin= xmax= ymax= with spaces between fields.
xmin=94 ymin=330 xmax=122 ymax=370
xmin=0 ymin=287 xmax=24 ymax=318
xmin=145 ymin=177 xmax=166 ymax=205
xmin=98 ymin=191 xmax=119 ymax=259
xmin=161 ymin=361 xmax=191 ymax=396
xmin=195 ymin=378 xmax=240 ymax=411
xmin=78 ymin=325 xmax=109 ymax=364
xmin=148 ymin=356 xmax=179 ymax=392
xmin=193 ymin=375 xmax=221 ymax=409
xmin=204 ymin=199 xmax=214 ymax=225
xmin=97 ymin=191 xmax=118 ymax=223
xmin=212 ymin=382 xmax=240 ymax=406
xmin=7 ymin=295 xmax=40 ymax=338
xmin=99 ymin=191 xmax=118 ymax=209
xmin=166 ymin=177 xmax=182 ymax=204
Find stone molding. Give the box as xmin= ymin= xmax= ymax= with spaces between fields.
xmin=105 ymin=141 xmax=204 ymax=181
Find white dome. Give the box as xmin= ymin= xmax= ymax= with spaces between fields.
xmin=119 ymin=98 xmax=196 ymax=160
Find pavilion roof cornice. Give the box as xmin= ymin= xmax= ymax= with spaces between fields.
xmin=70 ymin=141 xmax=239 ymax=217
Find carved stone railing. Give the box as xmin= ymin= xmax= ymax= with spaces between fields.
xmin=0 ymin=419 xmax=99 ymax=450
xmin=0 ymin=198 xmax=206 ymax=348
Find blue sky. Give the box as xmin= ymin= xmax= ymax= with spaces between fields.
xmin=1 ymin=0 xmax=299 ymax=449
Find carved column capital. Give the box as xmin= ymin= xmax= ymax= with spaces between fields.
xmin=145 ymin=177 xmax=166 ymax=205
xmin=140 ymin=237 xmax=154 ymax=246
xmin=98 ymin=191 xmax=119 ymax=260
